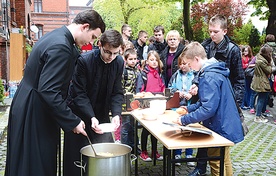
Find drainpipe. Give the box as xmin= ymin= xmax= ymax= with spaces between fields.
xmin=1 ymin=0 xmax=10 ymax=81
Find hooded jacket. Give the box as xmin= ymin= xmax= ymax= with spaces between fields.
xmin=180 ymin=58 xmax=244 ymax=144
xmin=168 ymin=69 xmax=198 ymax=106
xmin=251 ymin=53 xmax=272 ymax=92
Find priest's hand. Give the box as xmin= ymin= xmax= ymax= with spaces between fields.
xmin=91 ymin=117 xmax=103 ymax=134
xmin=73 ymin=120 xmax=87 ymax=136
xmin=112 ymin=115 xmax=120 ymax=130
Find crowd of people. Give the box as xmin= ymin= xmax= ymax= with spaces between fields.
xmin=4 ymin=9 xmax=276 ymax=176
xmin=240 ymin=34 xmax=276 ymax=124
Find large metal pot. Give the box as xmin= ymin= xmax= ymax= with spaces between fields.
xmin=75 ymin=143 xmax=136 ymax=176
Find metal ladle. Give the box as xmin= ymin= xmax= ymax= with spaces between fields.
xmin=86 ymin=135 xmax=107 ymax=158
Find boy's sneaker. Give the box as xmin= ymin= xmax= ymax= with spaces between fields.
xmin=188 ymin=168 xmax=207 ymax=176
xmin=175 ymin=155 xmax=181 ymax=166
xmin=186 ymin=155 xmax=196 ymax=167
xmin=254 ymin=116 xmax=268 ymax=123
xmin=241 ymin=106 xmax=250 ymax=110
xmin=262 ymin=112 xmax=273 ymax=118
xmin=249 ymin=109 xmax=255 ymax=114
xmin=140 ymin=151 xmax=152 ymax=162
xmin=152 ymin=151 xmax=163 ymax=161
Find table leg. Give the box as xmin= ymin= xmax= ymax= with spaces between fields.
xmin=167 ymin=149 xmax=172 ymax=176
xmin=219 ymin=147 xmax=225 ymax=176
xmin=134 ymin=118 xmax=138 ymax=176
xmin=172 ymin=151 xmax=175 ymax=176
xmin=163 ymin=146 xmax=167 ymax=175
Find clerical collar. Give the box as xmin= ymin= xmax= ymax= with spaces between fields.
xmin=100 ymin=55 xmax=108 ymax=64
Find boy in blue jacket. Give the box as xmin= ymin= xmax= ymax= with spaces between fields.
xmin=174 ymin=42 xmax=244 ymax=176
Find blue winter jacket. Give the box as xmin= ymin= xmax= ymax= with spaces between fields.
xmin=180 ymin=58 xmax=244 ymax=144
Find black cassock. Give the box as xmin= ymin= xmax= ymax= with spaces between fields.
xmin=63 ymin=50 xmax=124 ymax=176
xmin=5 ymin=26 xmax=81 ymax=176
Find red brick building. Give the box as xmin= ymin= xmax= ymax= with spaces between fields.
xmin=0 ymin=0 xmax=92 ymax=81
xmin=31 ymin=0 xmax=91 ymax=42
xmin=0 ymin=0 xmax=32 ymax=81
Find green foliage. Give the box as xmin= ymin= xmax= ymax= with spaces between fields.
xmin=247 ymin=0 xmax=269 ymax=20
xmin=191 ymin=17 xmax=208 ymax=43
xmin=249 ymin=26 xmax=261 ymax=55
xmin=233 ymin=20 xmax=254 ymax=45
xmin=170 ymin=14 xmax=184 ymax=37
xmin=93 ymin=0 xmax=182 ymax=38
xmin=249 ymin=26 xmax=261 ymax=48
xmin=191 ymin=0 xmax=248 ymax=40
xmin=0 ymin=80 xmax=5 ymax=105
xmin=26 ymin=43 xmax=32 ymax=53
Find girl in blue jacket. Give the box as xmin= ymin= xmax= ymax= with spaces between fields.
xmin=168 ymin=56 xmax=197 ymax=166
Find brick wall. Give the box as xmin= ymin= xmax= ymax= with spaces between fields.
xmin=43 ymin=0 xmax=67 ymax=12
xmin=14 ymin=0 xmax=26 ymax=27
xmin=30 ymin=1 xmax=92 ymax=40
xmin=0 ymin=0 xmax=91 ymax=81
xmin=0 ymin=39 xmax=9 ymax=80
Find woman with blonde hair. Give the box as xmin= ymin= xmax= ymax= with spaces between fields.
xmin=160 ymin=30 xmax=185 ymax=86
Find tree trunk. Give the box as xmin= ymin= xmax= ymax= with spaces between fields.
xmin=183 ymin=0 xmax=193 ymax=41
xmin=266 ymin=0 xmax=276 ymax=37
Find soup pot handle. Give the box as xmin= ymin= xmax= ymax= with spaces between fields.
xmin=130 ymin=154 xmax=137 ymax=167
xmin=74 ymin=160 xmax=86 ymax=173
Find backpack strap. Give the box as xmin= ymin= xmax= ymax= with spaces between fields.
xmin=226 ymin=42 xmax=235 ymax=58
xmin=141 ymin=71 xmax=148 ymax=90
xmin=123 ymin=68 xmax=128 ymax=87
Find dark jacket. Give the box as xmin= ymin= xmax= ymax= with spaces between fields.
xmin=201 ymin=35 xmax=245 ymax=105
xmin=122 ymin=65 xmax=140 ymax=94
xmin=64 ymin=49 xmax=124 ymax=176
xmin=160 ymin=43 xmax=185 ymax=86
xmin=251 ymin=53 xmax=272 ymax=92
xmin=133 ymin=39 xmax=146 ymax=61
xmin=148 ymin=40 xmax=167 ymax=55
xmin=5 ymin=26 xmax=81 ymax=176
xmin=67 ymin=49 xmax=124 ymax=134
xmin=181 ymin=59 xmax=244 ymax=144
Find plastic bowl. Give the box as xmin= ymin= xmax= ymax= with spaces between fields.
xmin=142 ymin=109 xmax=157 ymax=121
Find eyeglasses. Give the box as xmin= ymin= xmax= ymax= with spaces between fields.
xmin=102 ymin=47 xmax=120 ymax=56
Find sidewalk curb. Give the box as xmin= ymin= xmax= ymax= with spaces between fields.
xmin=0 ymin=107 xmax=9 ymax=141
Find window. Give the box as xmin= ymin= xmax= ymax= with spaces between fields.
xmin=35 ymin=25 xmax=43 ymax=40
xmin=34 ymin=0 xmax=42 ymax=12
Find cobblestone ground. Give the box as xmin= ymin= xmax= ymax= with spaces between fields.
xmin=130 ymin=108 xmax=276 ymax=176
xmin=0 ymin=99 xmax=275 ymax=175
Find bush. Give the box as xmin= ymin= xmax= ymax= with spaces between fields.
xmin=0 ymin=80 xmax=5 ymax=105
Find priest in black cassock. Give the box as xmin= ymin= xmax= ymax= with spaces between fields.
xmin=63 ymin=29 xmax=125 ymax=176
xmin=4 ymin=10 xmax=106 ymax=176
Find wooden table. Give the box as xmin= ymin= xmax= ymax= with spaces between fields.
xmin=131 ymin=109 xmax=234 ymax=176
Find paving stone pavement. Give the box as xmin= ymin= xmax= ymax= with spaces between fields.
xmin=0 ymin=98 xmax=275 ymax=175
